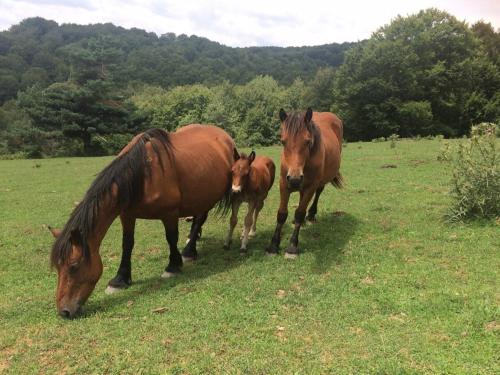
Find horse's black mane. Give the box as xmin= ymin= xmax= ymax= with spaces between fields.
xmin=282 ymin=111 xmax=321 ymax=154
xmin=51 ymin=128 xmax=171 ymax=266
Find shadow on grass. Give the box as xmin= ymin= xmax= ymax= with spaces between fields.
xmin=81 ymin=224 xmax=278 ymax=318
xmin=81 ymin=213 xmax=358 ymax=316
xmin=301 ymin=212 xmax=359 ymax=273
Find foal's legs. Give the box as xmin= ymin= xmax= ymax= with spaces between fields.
xmin=240 ymin=201 xmax=256 ymax=253
xmin=224 ymin=200 xmax=242 ymax=250
xmin=182 ymin=211 xmax=208 ymax=261
xmin=106 ymin=214 xmax=136 ymax=294
xmin=306 ymin=185 xmax=325 ymax=222
xmin=161 ymin=215 xmax=183 ymax=278
xmin=249 ymin=199 xmax=264 ymax=237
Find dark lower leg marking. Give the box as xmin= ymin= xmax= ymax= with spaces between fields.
xmin=307 ymin=186 xmax=324 ymax=221
xmin=108 ymin=229 xmax=134 ymax=289
xmin=165 ymin=222 xmax=182 ymax=274
xmin=285 ymin=211 xmax=305 ymax=256
xmin=266 ymin=211 xmax=288 ymax=254
xmin=182 ymin=212 xmax=208 ymax=260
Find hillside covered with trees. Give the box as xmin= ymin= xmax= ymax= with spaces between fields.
xmin=0 ymin=9 xmax=498 ymax=157
xmin=0 ymin=17 xmax=353 ymax=104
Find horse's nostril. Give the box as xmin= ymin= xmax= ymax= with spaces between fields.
xmin=286 ymin=175 xmax=291 ymax=181
xmin=59 ymin=309 xmax=71 ymax=319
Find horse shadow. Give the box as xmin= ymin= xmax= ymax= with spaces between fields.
xmin=303 ymin=212 xmax=359 ymax=273
xmin=81 ymin=212 xmax=359 ymax=318
xmin=81 ymin=222 xmax=277 ymax=317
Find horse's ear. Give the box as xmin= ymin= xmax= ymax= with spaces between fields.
xmin=279 ymin=108 xmax=287 ymax=122
xmin=305 ymin=107 xmax=313 ymax=123
xmin=48 ymin=225 xmax=62 ymax=238
xmin=233 ymin=148 xmax=240 ymax=161
xmin=70 ymin=229 xmax=82 ymax=246
xmin=248 ymin=150 xmax=256 ymax=164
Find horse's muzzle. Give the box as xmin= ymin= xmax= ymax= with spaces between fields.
xmin=58 ymin=303 xmax=81 ymax=319
xmin=286 ymin=175 xmax=304 ymax=191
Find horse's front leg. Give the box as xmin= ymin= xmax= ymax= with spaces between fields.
xmin=285 ymin=186 xmax=316 ymax=259
xmin=249 ymin=199 xmax=264 ymax=238
xmin=106 ymin=214 xmax=136 ymax=294
xmin=224 ymin=200 xmax=241 ymax=250
xmin=161 ymin=214 xmax=183 ymax=278
xmin=240 ymin=201 xmax=256 ymax=253
xmin=266 ymin=178 xmax=290 ymax=255
xmin=182 ymin=211 xmax=208 ymax=262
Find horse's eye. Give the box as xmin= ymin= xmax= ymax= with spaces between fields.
xmin=69 ymin=263 xmax=80 ymax=273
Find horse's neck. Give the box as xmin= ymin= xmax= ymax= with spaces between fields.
xmin=87 ymin=199 xmax=120 ymax=250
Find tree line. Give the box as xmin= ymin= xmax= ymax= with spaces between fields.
xmin=0 ymin=9 xmax=498 ymax=157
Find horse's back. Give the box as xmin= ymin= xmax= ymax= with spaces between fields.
xmin=313 ymin=112 xmax=343 ymax=144
xmin=312 ymin=112 xmax=342 ymax=183
xmin=170 ymin=124 xmax=235 ymax=216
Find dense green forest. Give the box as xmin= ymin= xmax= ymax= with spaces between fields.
xmin=0 ymin=9 xmax=498 ymax=157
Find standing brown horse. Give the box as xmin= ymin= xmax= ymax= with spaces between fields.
xmin=49 ymin=125 xmax=234 ymax=318
xmin=266 ymin=108 xmax=343 ymax=258
xmin=224 ymin=150 xmax=275 ymax=253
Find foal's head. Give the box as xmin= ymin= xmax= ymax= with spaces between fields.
xmin=279 ymin=107 xmax=320 ymax=190
xmin=231 ymin=149 xmax=255 ymax=193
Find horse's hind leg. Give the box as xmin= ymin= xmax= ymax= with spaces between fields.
xmin=224 ymin=200 xmax=241 ymax=250
xmin=161 ymin=215 xmax=183 ymax=278
xmin=306 ymin=186 xmax=325 ymax=222
xmin=106 ymin=214 xmax=136 ymax=294
xmin=182 ymin=211 xmax=208 ymax=261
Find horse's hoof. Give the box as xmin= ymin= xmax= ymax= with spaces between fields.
xmin=306 ymin=216 xmax=317 ymax=223
xmin=182 ymin=256 xmax=196 ymax=263
xmin=248 ymin=231 xmax=256 ymax=238
xmin=265 ymin=251 xmax=278 ymax=256
xmin=223 ymin=243 xmax=230 ymax=250
xmin=105 ymin=285 xmax=124 ymax=295
xmin=161 ymin=271 xmax=177 ymax=279
xmin=284 ymin=252 xmax=298 ymax=259
xmin=239 ymin=248 xmax=247 ymax=255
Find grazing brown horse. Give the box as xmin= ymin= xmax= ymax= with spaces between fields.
xmin=266 ymin=108 xmax=343 ymax=258
xmin=49 ymin=125 xmax=235 ymax=318
xmin=224 ymin=150 xmax=275 ymax=253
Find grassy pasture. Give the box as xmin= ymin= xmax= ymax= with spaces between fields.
xmin=0 ymin=139 xmax=498 ymax=374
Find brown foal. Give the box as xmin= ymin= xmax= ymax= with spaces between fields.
xmin=224 ymin=150 xmax=275 ymax=253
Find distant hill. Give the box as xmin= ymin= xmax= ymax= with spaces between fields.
xmin=0 ymin=17 xmax=356 ymax=103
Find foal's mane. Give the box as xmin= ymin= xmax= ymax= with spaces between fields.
xmin=51 ymin=128 xmax=172 ymax=266
xmin=282 ymin=111 xmax=321 ymax=154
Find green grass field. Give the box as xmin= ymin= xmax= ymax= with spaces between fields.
xmin=0 ymin=139 xmax=498 ymax=374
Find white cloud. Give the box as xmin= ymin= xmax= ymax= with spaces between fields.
xmin=0 ymin=0 xmax=498 ymax=47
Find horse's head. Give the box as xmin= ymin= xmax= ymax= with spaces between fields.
xmin=279 ymin=108 xmax=318 ymax=191
xmin=231 ymin=149 xmax=255 ymax=193
xmin=49 ymin=226 xmax=103 ymax=319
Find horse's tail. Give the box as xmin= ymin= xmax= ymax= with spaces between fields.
xmin=332 ymin=173 xmax=344 ymax=189
xmin=213 ymin=174 xmax=233 ymax=217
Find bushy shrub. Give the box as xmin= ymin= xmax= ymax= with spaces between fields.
xmin=448 ymin=123 xmax=499 ymax=221
xmin=437 ymin=140 xmax=452 ymax=162
xmin=388 ymin=133 xmax=400 ymax=148
xmin=372 ymin=137 xmax=386 ymax=143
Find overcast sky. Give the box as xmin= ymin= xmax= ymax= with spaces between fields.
xmin=0 ymin=0 xmax=498 ymax=47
